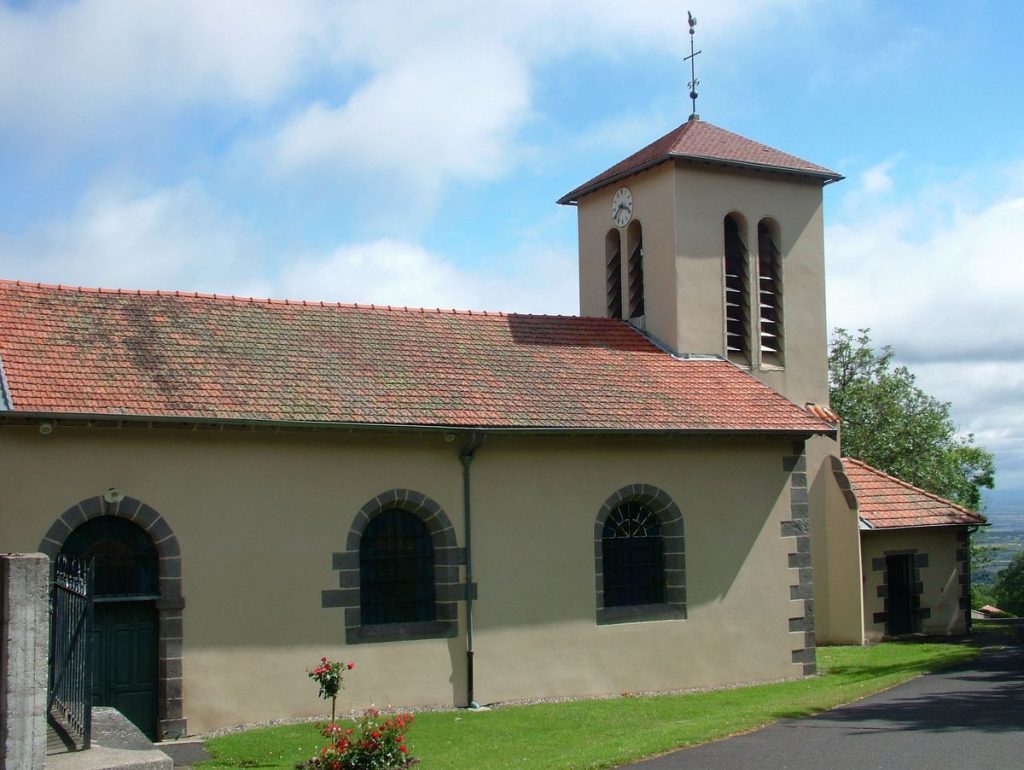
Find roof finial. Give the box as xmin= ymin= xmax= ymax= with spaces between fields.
xmin=685 ymin=10 xmax=701 ymax=121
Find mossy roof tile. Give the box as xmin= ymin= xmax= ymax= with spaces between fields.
xmin=0 ymin=280 xmax=832 ymax=434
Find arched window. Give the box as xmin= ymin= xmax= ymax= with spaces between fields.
xmin=594 ymin=484 xmax=686 ymax=625
xmin=323 ymin=489 xmax=463 ymax=643
xmin=627 ymin=221 xmax=645 ymax=320
xmin=605 ymin=229 xmax=622 ymax=319
xmin=360 ymin=509 xmax=436 ymax=625
xmin=602 ymin=502 xmax=665 ymax=607
xmin=757 ymin=219 xmax=783 ymax=366
xmin=62 ymin=516 xmax=159 ymax=597
xmin=723 ymin=214 xmax=750 ymax=366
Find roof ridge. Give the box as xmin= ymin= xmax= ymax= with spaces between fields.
xmin=0 ymin=279 xmax=600 ymax=320
xmin=842 ymin=456 xmax=983 ymax=519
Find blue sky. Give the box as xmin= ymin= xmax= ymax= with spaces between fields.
xmin=2 ymin=0 xmax=1023 ymax=496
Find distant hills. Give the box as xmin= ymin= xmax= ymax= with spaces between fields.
xmin=982 ymin=488 xmax=1024 ymax=532
xmin=976 ymin=488 xmax=1023 ymax=583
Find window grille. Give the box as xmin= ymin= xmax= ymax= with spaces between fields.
xmin=61 ymin=517 xmax=158 ymax=597
xmin=359 ymin=509 xmax=436 ymax=625
xmin=602 ymin=502 xmax=665 ymax=607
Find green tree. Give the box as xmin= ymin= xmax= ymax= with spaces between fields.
xmin=970 ymin=537 xmax=998 ymax=608
xmin=829 ymin=328 xmax=995 ymax=510
xmin=993 ymin=551 xmax=1024 ymax=615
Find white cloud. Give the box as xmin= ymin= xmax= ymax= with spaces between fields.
xmin=827 ymin=161 xmax=1024 ymax=491
xmin=0 ymin=182 xmax=578 ymax=315
xmin=0 ymin=182 xmax=270 ymax=297
xmin=277 ymin=239 xmax=577 ymax=315
xmin=269 ymin=42 xmax=531 ymax=193
xmin=0 ymin=0 xmax=325 ymax=140
xmin=827 ymin=178 xmax=1024 ymax=363
xmin=910 ymin=361 xmax=1024 ymax=492
xmin=860 ymin=161 xmax=896 ymax=196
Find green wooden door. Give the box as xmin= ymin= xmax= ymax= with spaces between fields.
xmin=92 ymin=601 xmax=158 ymax=739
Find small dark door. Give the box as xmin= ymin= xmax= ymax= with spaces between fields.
xmin=92 ymin=601 xmax=158 ymax=739
xmin=63 ymin=516 xmax=160 ymax=739
xmin=886 ymin=554 xmax=915 ymax=635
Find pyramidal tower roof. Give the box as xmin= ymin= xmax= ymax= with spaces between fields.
xmin=558 ymin=118 xmax=843 ymax=205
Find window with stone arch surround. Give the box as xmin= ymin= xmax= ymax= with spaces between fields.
xmin=322 ymin=488 xmax=466 ymax=644
xmin=594 ymin=484 xmax=686 ymax=625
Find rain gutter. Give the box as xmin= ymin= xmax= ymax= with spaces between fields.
xmin=459 ymin=432 xmax=487 ymax=709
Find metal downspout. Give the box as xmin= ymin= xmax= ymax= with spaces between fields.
xmin=460 ymin=433 xmax=486 ymax=709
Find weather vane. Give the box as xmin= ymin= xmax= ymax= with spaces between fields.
xmin=685 ymin=10 xmax=701 ymax=121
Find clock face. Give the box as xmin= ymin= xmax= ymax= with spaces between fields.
xmin=611 ymin=187 xmax=633 ymax=227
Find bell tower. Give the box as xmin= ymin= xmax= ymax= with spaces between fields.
xmin=557 ymin=118 xmax=842 ymax=410
xmin=556 ymin=39 xmax=865 ymax=646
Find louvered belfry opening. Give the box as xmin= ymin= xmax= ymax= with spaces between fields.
xmin=605 ymin=229 xmax=623 ymax=319
xmin=627 ymin=221 xmax=645 ymax=320
xmin=723 ymin=214 xmax=750 ymax=365
xmin=757 ymin=219 xmax=783 ymax=366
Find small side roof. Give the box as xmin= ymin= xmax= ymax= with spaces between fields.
xmin=558 ymin=118 xmax=843 ymax=205
xmin=842 ymin=457 xmax=986 ymax=529
xmin=0 ymin=280 xmax=835 ymax=435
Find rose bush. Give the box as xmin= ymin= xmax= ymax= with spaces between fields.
xmin=297 ymin=709 xmax=418 ymax=770
xmin=308 ymin=657 xmax=355 ymax=722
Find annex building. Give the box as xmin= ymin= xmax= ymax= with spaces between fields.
xmin=0 ymin=116 xmax=983 ymax=739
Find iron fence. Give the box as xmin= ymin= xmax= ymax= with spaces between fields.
xmin=49 ymin=552 xmax=94 ymax=751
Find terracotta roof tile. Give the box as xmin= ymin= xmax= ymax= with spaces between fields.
xmin=0 ymin=281 xmax=833 ymax=434
xmin=842 ymin=458 xmax=986 ymax=529
xmin=558 ymin=119 xmax=842 ymax=204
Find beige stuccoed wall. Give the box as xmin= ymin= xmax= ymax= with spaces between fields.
xmin=577 ymin=162 xmax=677 ymax=345
xmin=0 ymin=425 xmax=809 ymax=733
xmin=809 ymin=438 xmax=865 ymax=645
xmin=861 ymin=527 xmax=968 ymax=643
xmin=672 ymin=166 xmax=829 ymax=407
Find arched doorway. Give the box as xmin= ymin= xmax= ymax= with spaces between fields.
xmin=40 ymin=494 xmax=187 ymax=740
xmin=62 ymin=517 xmax=159 ymax=739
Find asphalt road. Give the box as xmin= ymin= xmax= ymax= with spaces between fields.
xmin=624 ymin=627 xmax=1024 ymax=770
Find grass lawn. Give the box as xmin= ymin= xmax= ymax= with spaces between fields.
xmin=198 ymin=641 xmax=976 ymax=769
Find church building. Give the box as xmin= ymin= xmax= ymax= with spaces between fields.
xmin=0 ymin=112 xmax=982 ymax=740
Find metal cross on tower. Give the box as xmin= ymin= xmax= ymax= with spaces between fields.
xmin=685 ymin=11 xmax=701 ymax=121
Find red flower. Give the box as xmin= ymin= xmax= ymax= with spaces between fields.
xmin=400 ymin=745 xmax=408 ymax=754
xmin=347 ymin=662 xmax=355 ymax=670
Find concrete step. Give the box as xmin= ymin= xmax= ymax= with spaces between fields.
xmin=45 ymin=708 xmax=172 ymax=770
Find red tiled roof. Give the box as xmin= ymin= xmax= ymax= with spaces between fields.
xmin=558 ymin=119 xmax=843 ymax=204
xmin=0 ymin=280 xmax=832 ymax=434
xmin=842 ymin=458 xmax=986 ymax=529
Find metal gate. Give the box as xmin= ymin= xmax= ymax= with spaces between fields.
xmin=49 ymin=553 xmax=94 ymax=751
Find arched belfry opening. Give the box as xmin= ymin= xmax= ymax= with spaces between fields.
xmin=723 ymin=213 xmax=750 ymax=365
xmin=605 ymin=229 xmax=623 ymax=319
xmin=626 ymin=220 xmax=645 ymax=321
xmin=757 ymin=218 xmax=784 ymax=366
